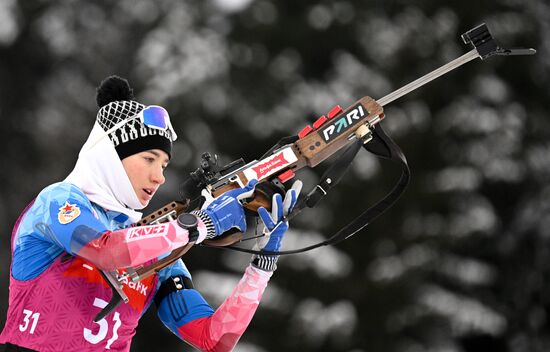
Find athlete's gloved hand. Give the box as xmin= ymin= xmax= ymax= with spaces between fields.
xmin=191 ymin=179 xmax=258 ymax=239
xmin=252 ymin=180 xmax=302 ymax=271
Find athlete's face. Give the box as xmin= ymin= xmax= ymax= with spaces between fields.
xmin=122 ymin=149 xmax=169 ymax=206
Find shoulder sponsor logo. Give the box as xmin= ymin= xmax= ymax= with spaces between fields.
xmin=58 ymin=201 xmax=81 ymax=224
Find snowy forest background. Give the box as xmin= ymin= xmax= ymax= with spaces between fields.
xmin=1 ymin=1 xmax=550 ymax=351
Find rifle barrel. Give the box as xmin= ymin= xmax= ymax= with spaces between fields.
xmin=377 ymin=49 xmax=479 ymax=107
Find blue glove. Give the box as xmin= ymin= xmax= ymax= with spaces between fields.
xmin=192 ymin=179 xmax=258 ymax=238
xmin=252 ymin=180 xmax=302 ymax=271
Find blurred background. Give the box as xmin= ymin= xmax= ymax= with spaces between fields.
xmin=1 ymin=0 xmax=549 ymax=351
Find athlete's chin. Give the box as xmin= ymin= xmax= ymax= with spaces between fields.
xmin=137 ymin=188 xmax=154 ymax=206
xmin=139 ymin=198 xmax=151 ymax=207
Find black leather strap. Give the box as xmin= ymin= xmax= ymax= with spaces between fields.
xmin=154 ymin=275 xmax=194 ymax=306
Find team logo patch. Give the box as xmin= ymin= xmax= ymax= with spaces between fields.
xmin=58 ymin=201 xmax=81 ymax=224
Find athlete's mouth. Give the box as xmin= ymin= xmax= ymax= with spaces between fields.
xmin=143 ymin=189 xmax=154 ymax=196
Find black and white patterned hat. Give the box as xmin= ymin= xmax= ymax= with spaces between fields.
xmin=95 ymin=76 xmax=175 ymax=160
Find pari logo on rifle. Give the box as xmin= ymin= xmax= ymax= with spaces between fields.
xmin=321 ymin=104 xmax=368 ymax=142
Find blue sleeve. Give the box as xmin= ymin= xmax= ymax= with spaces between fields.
xmin=155 ymin=259 xmax=214 ymax=338
xmin=37 ymin=182 xmax=109 ymax=254
xmin=12 ymin=183 xmax=109 ymax=280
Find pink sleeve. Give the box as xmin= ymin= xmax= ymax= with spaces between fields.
xmin=76 ymin=219 xmax=209 ymax=270
xmin=177 ymin=265 xmax=273 ymax=351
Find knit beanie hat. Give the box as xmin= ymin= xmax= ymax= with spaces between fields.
xmin=95 ymin=76 xmax=176 ymax=160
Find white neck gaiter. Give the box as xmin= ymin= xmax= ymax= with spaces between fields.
xmin=65 ymin=122 xmax=144 ymax=223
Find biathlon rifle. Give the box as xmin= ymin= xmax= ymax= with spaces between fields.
xmin=95 ymin=23 xmax=535 ymax=321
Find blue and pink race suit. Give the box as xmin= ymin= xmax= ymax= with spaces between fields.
xmin=0 ymin=182 xmax=272 ymax=351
